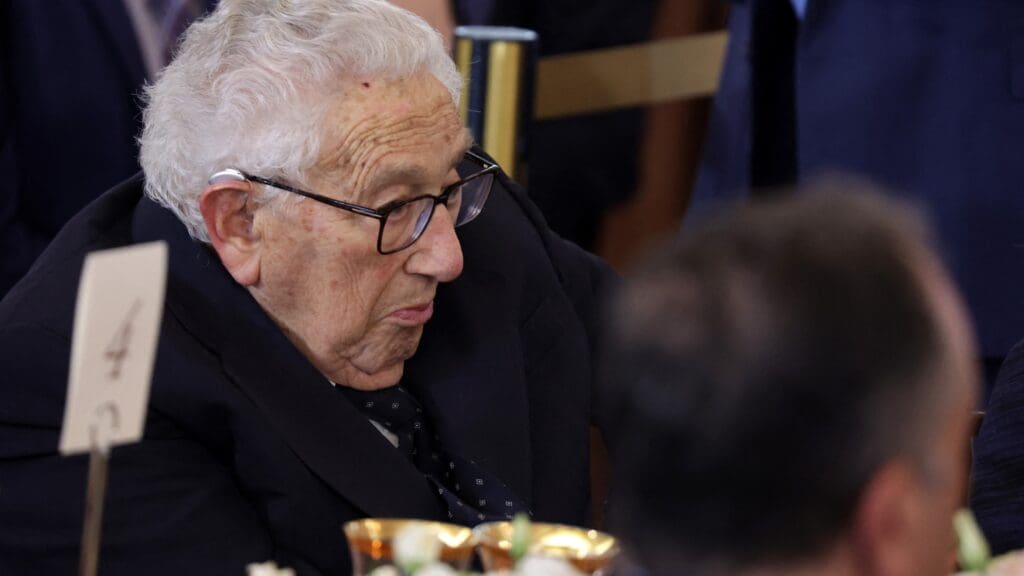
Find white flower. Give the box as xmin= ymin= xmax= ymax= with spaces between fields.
xmin=367 ymin=567 xmax=402 ymax=576
xmin=246 ymin=561 xmax=296 ymax=576
xmin=394 ymin=523 xmax=443 ymax=571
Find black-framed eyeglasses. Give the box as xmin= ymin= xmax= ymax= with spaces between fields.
xmin=209 ymin=150 xmax=498 ymax=254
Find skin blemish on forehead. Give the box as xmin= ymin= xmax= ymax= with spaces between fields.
xmin=362 ymin=82 xmax=370 ymax=88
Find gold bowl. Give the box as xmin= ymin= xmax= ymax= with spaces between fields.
xmin=343 ymin=518 xmax=476 ymax=575
xmin=473 ymin=520 xmax=619 ymax=575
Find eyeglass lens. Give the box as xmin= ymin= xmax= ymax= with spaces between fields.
xmin=380 ymin=172 xmax=494 ymax=253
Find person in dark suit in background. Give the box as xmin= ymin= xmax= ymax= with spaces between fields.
xmin=0 ymin=0 xmax=210 ymax=298
xmin=603 ymin=185 xmax=979 ymax=576
xmin=0 ymin=1 xmax=612 ymax=573
xmin=972 ymin=345 xmax=1024 ymax=555
xmin=690 ymin=0 xmax=1024 ymax=394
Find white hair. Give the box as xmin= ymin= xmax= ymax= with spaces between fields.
xmin=139 ymin=0 xmax=462 ymax=241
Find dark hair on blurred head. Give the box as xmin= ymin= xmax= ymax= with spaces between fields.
xmin=602 ymin=180 xmax=948 ymax=574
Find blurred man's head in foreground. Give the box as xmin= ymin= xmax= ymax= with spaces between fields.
xmin=604 ymin=183 xmax=979 ymax=576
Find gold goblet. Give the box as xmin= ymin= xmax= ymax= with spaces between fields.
xmin=473 ymin=521 xmax=620 ymax=575
xmin=343 ymin=518 xmax=476 ymax=575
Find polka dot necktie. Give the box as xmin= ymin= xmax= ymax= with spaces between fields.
xmin=336 ymin=384 xmax=531 ymax=526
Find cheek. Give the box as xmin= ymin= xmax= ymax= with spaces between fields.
xmin=359 ymin=248 xmax=410 ymax=295
xmin=299 ymin=219 xmax=375 ymax=297
xmin=330 ymin=259 xmax=404 ymax=329
xmin=373 ymin=258 xmax=399 ymax=283
xmin=263 ymin=242 xmax=314 ymax=299
xmin=261 ymin=211 xmax=319 ymax=268
xmin=325 ymin=259 xmax=372 ymax=313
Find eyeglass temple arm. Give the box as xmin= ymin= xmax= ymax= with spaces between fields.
xmin=466 ymin=149 xmax=499 ymax=169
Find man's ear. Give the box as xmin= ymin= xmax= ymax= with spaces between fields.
xmin=200 ymin=180 xmax=262 ymax=286
xmin=851 ymin=460 xmax=922 ymax=576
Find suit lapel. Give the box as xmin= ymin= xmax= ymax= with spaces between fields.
xmin=216 ymin=320 xmax=446 ymax=520
xmin=81 ymin=0 xmax=148 ymax=86
xmin=404 ymin=188 xmax=535 ymax=508
xmin=132 ymin=194 xmax=445 ymax=520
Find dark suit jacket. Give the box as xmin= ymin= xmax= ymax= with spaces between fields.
xmin=0 ymin=0 xmax=211 ymax=298
xmin=972 ymin=339 xmax=1024 ymax=554
xmin=691 ymin=0 xmax=1024 ymax=360
xmin=0 ymin=168 xmax=612 ymax=575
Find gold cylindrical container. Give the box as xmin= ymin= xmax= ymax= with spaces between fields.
xmin=343 ymin=518 xmax=476 ymax=575
xmin=473 ymin=520 xmax=620 ymax=575
xmin=454 ymin=26 xmax=538 ymax=182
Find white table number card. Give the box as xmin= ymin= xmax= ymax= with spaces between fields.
xmin=60 ymin=242 xmax=168 ymax=455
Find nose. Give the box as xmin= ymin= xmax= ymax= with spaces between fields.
xmin=404 ymin=205 xmax=464 ymax=282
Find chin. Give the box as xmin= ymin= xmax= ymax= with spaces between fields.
xmin=341 ymin=332 xmax=422 ymax=390
xmin=346 ymin=360 xmax=406 ymax=391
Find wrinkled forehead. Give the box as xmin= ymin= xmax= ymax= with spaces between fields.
xmin=313 ymin=73 xmax=471 ymax=201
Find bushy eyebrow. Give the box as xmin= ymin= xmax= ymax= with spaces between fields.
xmin=367 ymin=164 xmax=429 ymax=192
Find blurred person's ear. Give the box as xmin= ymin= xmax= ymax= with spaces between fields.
xmin=851 ymin=460 xmax=934 ymax=576
xmin=200 ymin=181 xmax=263 ymax=286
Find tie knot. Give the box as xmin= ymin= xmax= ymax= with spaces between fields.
xmin=335 ymin=383 xmax=530 ymax=522
xmin=337 ymin=384 xmax=424 ymax=434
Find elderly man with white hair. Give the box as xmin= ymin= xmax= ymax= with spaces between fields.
xmin=0 ymin=1 xmax=612 ymax=574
